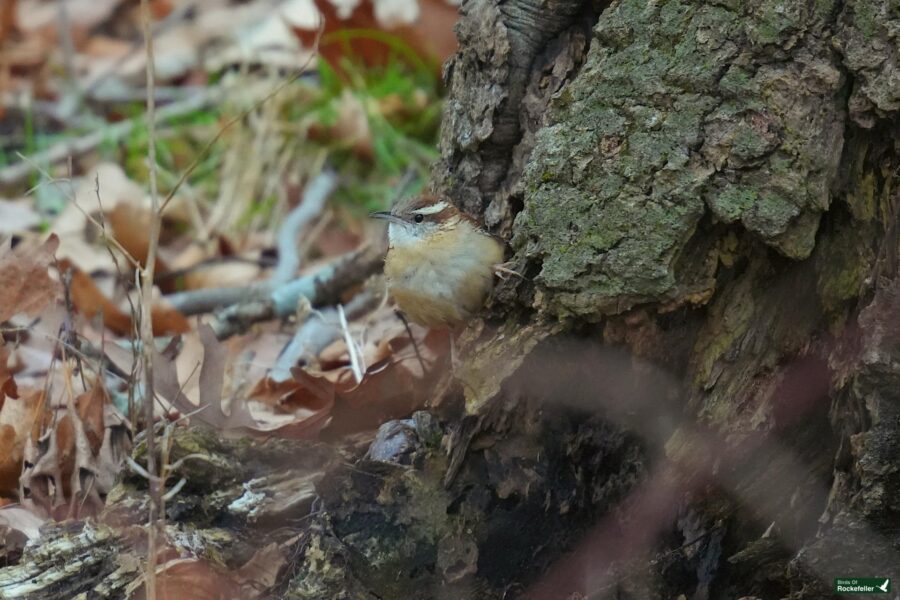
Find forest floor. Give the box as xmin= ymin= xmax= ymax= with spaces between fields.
xmin=0 ymin=0 xmax=460 ymax=592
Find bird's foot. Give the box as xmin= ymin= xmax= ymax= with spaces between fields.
xmin=493 ymin=261 xmax=525 ymax=281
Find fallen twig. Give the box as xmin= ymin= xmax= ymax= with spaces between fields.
xmin=211 ymin=244 xmax=385 ymax=339
xmin=272 ymin=171 xmax=337 ymax=285
xmin=270 ymin=289 xmax=379 ymax=382
xmin=163 ymin=170 xmax=337 ymax=312
xmin=165 ymin=245 xmax=382 ymax=317
xmin=338 ymin=303 xmax=364 ymax=384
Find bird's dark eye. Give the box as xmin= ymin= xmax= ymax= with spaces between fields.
xmin=413 ymin=214 xmax=424 ymax=223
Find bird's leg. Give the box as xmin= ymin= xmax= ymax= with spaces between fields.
xmin=493 ymin=261 xmax=525 ymax=281
xmin=395 ymin=309 xmax=427 ymax=375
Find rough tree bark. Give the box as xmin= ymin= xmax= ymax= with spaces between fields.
xmin=2 ymin=1 xmax=899 ymax=599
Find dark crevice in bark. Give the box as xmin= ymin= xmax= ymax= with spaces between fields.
xmin=478 ymin=0 xmax=599 ymax=194
xmin=436 ymin=0 xmax=609 ymax=231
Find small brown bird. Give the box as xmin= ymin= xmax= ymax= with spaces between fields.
xmin=371 ymin=195 xmax=505 ymax=328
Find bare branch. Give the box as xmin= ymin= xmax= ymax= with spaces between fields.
xmin=211 ymin=244 xmax=384 ymax=339
xmin=272 ymin=171 xmax=338 ymax=285
xmin=138 ymin=1 xmax=161 ymax=597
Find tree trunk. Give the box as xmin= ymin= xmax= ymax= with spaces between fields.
xmin=431 ymin=0 xmax=900 ymax=597
xmin=3 ymin=1 xmax=899 ymax=599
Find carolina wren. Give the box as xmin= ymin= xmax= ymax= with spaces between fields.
xmin=371 ymin=195 xmax=505 ymax=328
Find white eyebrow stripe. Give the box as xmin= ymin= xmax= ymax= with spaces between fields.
xmin=410 ymin=201 xmax=448 ymax=215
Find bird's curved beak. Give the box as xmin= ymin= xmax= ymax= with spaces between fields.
xmin=369 ymin=211 xmax=404 ymax=225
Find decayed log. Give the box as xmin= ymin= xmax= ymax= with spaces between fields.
xmin=0 ymin=427 xmax=339 ymax=599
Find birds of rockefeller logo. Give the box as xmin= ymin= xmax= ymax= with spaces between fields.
xmin=834 ymin=578 xmax=891 ymax=594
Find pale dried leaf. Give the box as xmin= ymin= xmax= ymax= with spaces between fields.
xmin=0 ymin=200 xmax=41 ymax=234
xmin=0 ymin=235 xmax=60 ymax=323
xmin=17 ymin=0 xmax=124 ymax=32
xmin=0 ymin=505 xmax=44 ymax=540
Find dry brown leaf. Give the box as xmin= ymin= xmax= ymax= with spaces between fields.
xmin=0 ymin=389 xmax=45 ymax=498
xmin=322 ymin=329 xmax=448 ymax=437
xmin=0 ymin=234 xmax=60 ymax=324
xmin=106 ymin=195 xmax=171 ymax=275
xmin=181 ymin=260 xmax=262 ymax=291
xmin=293 ymin=0 xmax=457 ymax=72
xmin=0 ymin=504 xmax=45 ymax=563
xmin=153 ymin=324 xmax=256 ymax=429
xmin=311 ymin=215 xmax=363 ymax=258
xmin=53 ymin=162 xmax=145 ymax=273
xmin=0 ymin=425 xmax=21 ymax=496
xmin=165 ymin=237 xmax=263 ymax=291
xmin=0 ymin=505 xmax=44 ymax=541
xmin=0 ymin=0 xmax=16 ymax=45
xmin=236 ymin=541 xmax=287 ymax=592
xmin=155 ymin=324 xmax=335 ymax=438
xmin=23 ymin=379 xmax=129 ymax=519
xmin=55 ymin=384 xmax=108 ymax=498
xmin=59 ymin=259 xmax=190 ymax=337
xmin=0 ymin=345 xmax=19 ymax=409
xmin=148 ymin=558 xmax=242 ymax=600
xmin=243 ymin=369 xmax=334 ymax=439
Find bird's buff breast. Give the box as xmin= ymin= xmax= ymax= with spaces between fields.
xmin=384 ymin=227 xmax=503 ymax=327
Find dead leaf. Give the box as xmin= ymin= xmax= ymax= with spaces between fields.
xmin=146 ymin=558 xmax=242 ymax=600
xmin=53 ymin=162 xmax=146 ymax=273
xmin=197 ymin=323 xmax=227 ymax=416
xmin=17 ymin=0 xmax=124 ymax=37
xmin=157 ymin=324 xmax=336 ymax=438
xmin=165 ymin=240 xmax=263 ymax=292
xmin=322 ymin=329 xmax=448 ymax=437
xmin=0 ymin=389 xmax=45 ymax=498
xmin=76 ymin=384 xmax=107 ymax=454
xmin=0 ymin=504 xmax=44 ymax=540
xmin=0 ymin=199 xmax=41 ymax=234
xmin=23 ymin=379 xmax=129 ymax=519
xmin=153 ymin=324 xmax=257 ymax=429
xmin=293 ymin=0 xmax=457 ymax=72
xmin=236 ymin=542 xmax=288 ymax=592
xmin=106 ymin=202 xmax=171 ymax=276
xmin=54 ymin=384 xmax=108 ymax=499
xmin=0 ymin=0 xmax=16 ymax=45
xmin=0 ymin=234 xmax=60 ymax=324
xmin=0 ymin=504 xmax=45 ymax=563
xmin=0 ymin=345 xmax=19 ymax=408
xmin=213 ymin=365 xmax=334 ymax=439
xmin=181 ymin=259 xmax=262 ymax=291
xmin=311 ymin=213 xmax=363 ymax=258
xmin=58 ymin=259 xmax=190 ymax=337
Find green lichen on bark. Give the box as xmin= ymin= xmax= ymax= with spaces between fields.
xmin=513 ymin=0 xmax=847 ymax=319
xmin=836 ymin=0 xmax=900 ymax=125
xmin=288 ymin=455 xmax=492 ymax=600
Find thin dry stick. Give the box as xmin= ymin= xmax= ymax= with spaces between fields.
xmin=337 ymin=303 xmax=364 ymax=384
xmin=139 ymin=1 xmax=161 ymax=598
